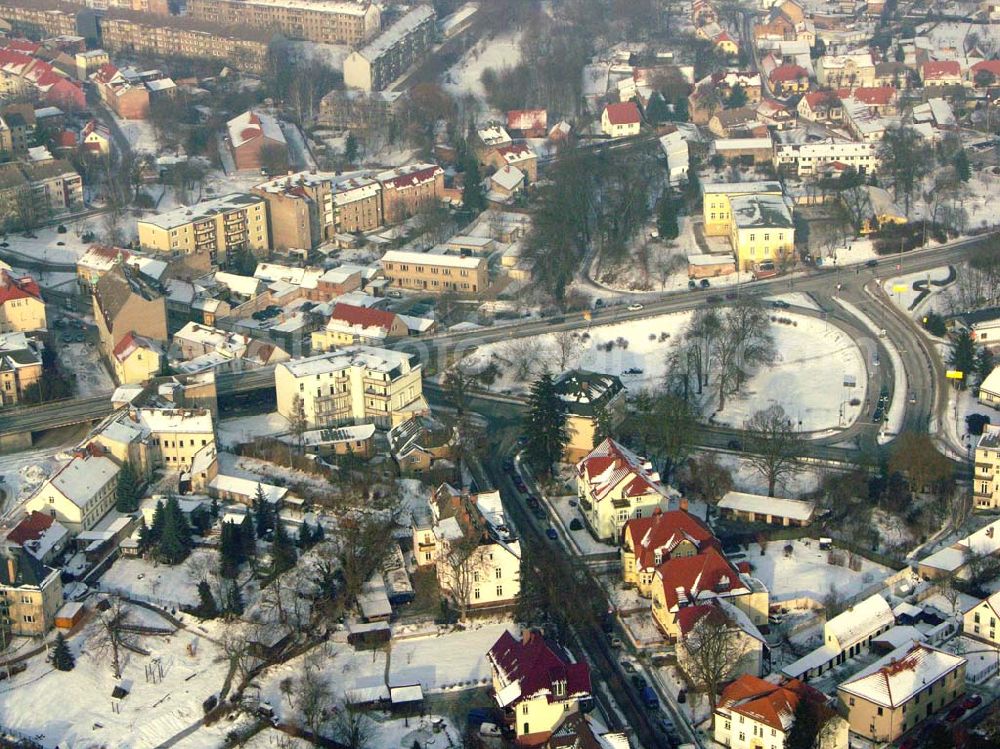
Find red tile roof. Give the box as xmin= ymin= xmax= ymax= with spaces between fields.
xmin=769 ymin=63 xmax=808 ymax=83
xmin=576 ymin=438 xmax=670 ymax=503
xmin=329 ymin=302 xmax=398 ymax=333
xmin=0 ymin=270 xmax=42 ymax=306
xmin=849 ymin=86 xmax=895 ymax=106
xmin=112 ymin=330 xmax=157 ymax=361
xmin=676 ymin=602 xmax=728 ymax=635
xmin=623 ymin=509 xmax=717 ymax=571
xmin=922 ymin=60 xmax=961 ymax=79
xmin=972 ymin=60 xmax=1000 ymax=77
xmin=655 ymin=546 xmax=745 ymax=609
xmin=379 ymin=164 xmax=443 ymax=190
xmin=718 ymin=676 xmax=826 ymax=733
xmin=6 ymin=511 xmax=54 ymax=545
xmin=802 ymin=90 xmax=840 ymax=108
xmin=603 ymin=101 xmax=641 ymax=125
xmin=495 ymin=143 xmax=535 ymax=162
xmin=507 ymin=108 xmax=547 ymax=132
xmin=488 ymin=630 xmax=591 ymax=706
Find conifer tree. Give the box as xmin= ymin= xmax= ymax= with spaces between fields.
xmin=157 ymin=495 xmax=192 ymax=564
xmin=253 ymin=484 xmax=273 ymax=537
xmin=239 ymin=517 xmax=257 ymax=567
xmin=115 ymin=461 xmax=141 ymax=513
xmin=195 ymin=580 xmax=219 ymax=619
xmin=949 ymin=329 xmax=977 ymax=390
xmin=271 ymin=519 xmax=297 ymax=574
xmin=524 ymin=373 xmax=568 ymax=477
xmin=224 ymin=580 xmax=244 ymax=616
xmin=147 ymin=500 xmax=166 ymax=546
xmin=462 ymin=156 xmax=486 ymax=212
xmin=297 ymin=521 xmax=313 ymax=549
xmin=49 ymin=632 xmax=75 ymax=671
xmin=219 ymin=521 xmax=242 ymax=578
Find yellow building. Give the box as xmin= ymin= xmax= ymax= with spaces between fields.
xmin=620 ymin=507 xmax=716 ymax=597
xmin=380 ymin=249 xmax=488 ymax=295
xmin=838 ymin=642 xmax=966 ymax=744
xmin=136 ymin=408 xmax=216 ymax=470
xmin=137 ymin=193 xmax=269 ymax=268
xmin=26 ymin=450 xmax=121 ymax=534
xmin=974 ymin=425 xmax=1000 ymax=509
xmin=275 ymin=345 xmax=424 ymax=429
xmin=728 ymin=192 xmax=796 ymax=271
xmin=111 ymin=332 xmax=163 ymax=385
xmin=0 ymin=548 xmax=63 ymax=638
xmin=964 ymin=590 xmax=1000 ymax=646
xmin=554 ymin=370 xmax=626 ymax=462
xmin=93 ymin=265 xmax=168 ymax=361
xmin=487 ymin=629 xmax=591 ymax=746
xmin=0 ymin=270 xmax=45 ymax=333
xmin=702 ymin=181 xmax=783 ymax=237
xmin=0 ymin=332 xmax=42 ymax=406
xmin=310 ymin=303 xmax=409 ymax=350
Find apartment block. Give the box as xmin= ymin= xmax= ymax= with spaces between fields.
xmin=974 ymin=425 xmax=1000 ymax=509
xmin=702 ymin=181 xmax=783 ymax=237
xmin=137 ymin=193 xmax=269 ymax=268
xmin=187 ymin=0 xmax=380 ymax=45
xmin=375 ymin=162 xmax=445 ymax=223
xmin=773 ymin=139 xmax=879 ymax=176
xmin=275 ymin=345 xmax=424 ymax=429
xmin=380 ymin=249 xmax=488 ymax=294
xmin=0 ymin=332 xmax=42 ymax=406
xmin=92 ymin=264 xmax=168 ymax=354
xmin=728 ymin=192 xmax=795 ymax=271
xmin=0 ymin=5 xmax=77 ymax=39
xmin=343 ymin=5 xmax=435 ymax=92
xmin=253 ymin=171 xmax=382 ymax=250
xmin=0 ymin=548 xmax=63 ymax=638
xmin=0 ymin=159 xmax=83 ymax=226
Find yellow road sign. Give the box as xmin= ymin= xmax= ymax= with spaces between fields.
xmin=946 ymin=370 xmax=964 ymax=380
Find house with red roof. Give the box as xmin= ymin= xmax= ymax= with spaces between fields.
xmin=575 ymin=437 xmax=675 ymax=542
xmin=600 ymin=101 xmax=641 ymax=138
xmin=487 ymin=629 xmax=592 ymax=746
xmin=312 ymin=302 xmax=408 ymax=349
xmin=620 ymin=506 xmax=717 ymax=596
xmin=970 ymin=59 xmax=1000 ymax=86
xmin=839 ymin=85 xmax=898 ymax=115
xmin=91 ymin=62 xmax=150 ymax=119
xmin=81 ymin=119 xmax=111 ymax=156
xmin=506 ymin=108 xmax=547 ymax=138
xmin=6 ymin=510 xmax=70 ymax=565
xmin=676 ymin=599 xmax=767 ymax=680
xmin=769 ymin=63 xmax=810 ymax=96
xmin=0 ymin=270 xmax=45 ymax=333
xmin=226 ymin=109 xmax=288 ymax=172
xmin=715 ymin=675 xmax=848 ymax=749
xmin=375 ymin=162 xmax=445 ymax=224
xmin=111 ymin=330 xmax=163 ymax=385
xmin=714 ymin=29 xmax=740 ymax=56
xmin=921 ymin=60 xmax=962 ymax=87
xmin=650 ymin=545 xmax=769 ymax=640
xmin=485 ymin=142 xmax=539 ymax=182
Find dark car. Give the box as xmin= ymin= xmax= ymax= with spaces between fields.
xmin=700 ymin=279 xmax=710 ymax=288
xmin=727 ymin=439 xmax=743 ymax=451
xmin=545 ymin=527 xmax=558 ymax=540
xmin=866 ymin=259 xmax=879 ymax=268
xmin=526 ymin=495 xmax=540 ymax=507
xmin=963 ymin=694 xmax=983 ymax=710
xmin=514 ymin=478 xmax=527 ymax=492
xmin=640 ymin=685 xmax=659 ymax=709
xmin=725 ymin=292 xmax=737 ymax=300
xmin=677 ymin=689 xmax=686 ymax=704
xmin=631 ymin=674 xmax=647 ymax=691
xmin=502 ymin=459 xmax=514 ymax=472
xmin=688 ymin=280 xmax=697 ymax=290
xmin=706 ymin=295 xmax=722 ymax=303
xmin=532 ymin=507 xmax=547 ymax=521
xmin=620 ymin=660 xmax=636 ymax=674
xmin=945 ymin=704 xmax=966 ymax=723
xmin=771 ymin=300 xmax=790 ymax=309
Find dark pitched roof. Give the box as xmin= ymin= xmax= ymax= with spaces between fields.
xmin=488 ymin=630 xmax=591 ymax=705
xmin=94 ymin=265 xmax=161 ymax=332
xmin=552 ymin=369 xmax=624 ymax=417
xmin=0 ymin=546 xmax=52 ymax=588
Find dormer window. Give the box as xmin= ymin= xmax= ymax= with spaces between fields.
xmin=653 ymin=550 xmax=662 ymax=565
xmin=554 ymin=679 xmax=566 ymax=697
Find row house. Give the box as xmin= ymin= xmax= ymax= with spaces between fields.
xmin=575 ymin=438 xmax=674 ymax=542
xmin=92 ymin=264 xmax=168 ymax=360
xmin=380 ymin=249 xmax=488 ymax=295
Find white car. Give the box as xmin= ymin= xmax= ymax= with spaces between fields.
xmin=627 ymin=303 xmax=644 ymax=311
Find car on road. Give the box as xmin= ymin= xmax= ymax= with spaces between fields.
xmin=771 ymin=300 xmax=790 ymax=309
xmin=526 ymin=495 xmax=540 ymax=507
xmin=908 ymin=390 xmax=917 ymax=404
xmin=725 ymin=292 xmax=737 ymax=300
xmin=706 ymin=295 xmax=722 ymax=303
xmin=502 ymin=459 xmax=514 ymax=472
xmin=545 ymin=527 xmax=558 ymax=540
xmin=532 ymin=507 xmax=547 ymax=521
xmin=727 ymin=439 xmax=743 ymax=451
xmin=620 ymin=660 xmax=636 ymax=674
xmin=677 ymin=689 xmax=686 ymax=704
xmin=630 ymin=674 xmax=647 ymax=691
xmin=640 ymin=685 xmax=659 ymax=709
xmin=514 ymin=477 xmax=527 ymax=492
xmin=700 ymin=279 xmax=710 ymax=288
xmin=963 ymin=694 xmax=983 ymax=710
xmin=866 ymin=259 xmax=879 ymax=268
xmin=627 ymin=303 xmax=644 ymax=311
xmin=609 ymin=635 xmax=623 ymax=649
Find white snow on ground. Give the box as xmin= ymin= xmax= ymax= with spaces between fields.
xmin=290 ymin=40 xmax=351 ymax=70
xmin=835 ymin=297 xmax=906 ymax=443
xmin=10 ymin=266 xmax=77 ymax=292
xmin=0 ymin=448 xmax=70 ymax=518
xmin=942 ymin=384 xmax=994 ymax=458
xmin=817 ymin=239 xmax=879 ymax=267
xmin=745 ymin=538 xmax=893 ymax=603
xmin=463 ymin=311 xmax=868 ymax=432
xmin=0 ymin=605 xmax=230 ymax=749
xmin=962 ymin=169 xmax=1000 ymax=232
xmin=442 ymin=31 xmax=522 ymax=103
xmin=108 ymin=109 xmax=159 ymax=155
xmin=387 ymin=621 xmax=512 ymax=692
xmin=98 ymin=549 xmax=217 ymax=608
xmin=0 ymin=224 xmax=101 ymax=265
xmin=713 ymin=315 xmax=867 ymax=433
xmin=217 ymin=411 xmax=290 ymax=450
xmin=62 ymin=341 xmax=116 ymax=397
xmin=712 ymin=451 xmax=823 ymax=497
xmin=547 ymin=494 xmax=618 ymax=556
xmin=882 ymin=266 xmax=954 ymax=316
xmin=763 ymin=292 xmax=822 ymax=312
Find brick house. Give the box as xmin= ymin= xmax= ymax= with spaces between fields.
xmin=226 ymin=110 xmax=287 ymax=172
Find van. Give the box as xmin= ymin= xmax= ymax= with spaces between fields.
xmin=641 ymin=685 xmax=659 ymax=709
xmin=387 ymin=289 xmax=403 ymax=298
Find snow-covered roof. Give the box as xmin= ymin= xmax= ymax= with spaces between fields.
xmin=729 ymin=193 xmax=794 ymax=230
xmin=279 ymin=345 xmax=416 ymax=378
xmin=137 ymin=408 xmax=214 ymax=435
xmin=839 ymin=642 xmax=965 ymax=708
xmin=209 ymin=475 xmax=287 ymax=504
xmin=782 ymin=644 xmax=839 ymax=679
xmin=214 ymin=271 xmax=263 ymax=298
xmin=688 ymin=253 xmax=735 ymax=266
xmin=980 ymin=366 xmax=1000 ymax=396
xmin=381 ymin=249 xmax=483 ymax=269
xmin=298 ymin=424 xmax=376 ymax=446
xmin=718 ymin=491 xmax=815 ymax=522
xmin=702 ymin=180 xmax=782 ymax=196
xmin=921 ymin=518 xmax=1000 ymax=572
xmin=825 ymin=594 xmax=894 ymax=650
xmin=226 ymin=109 xmax=286 ymax=150
xmin=353 ymin=5 xmax=434 ymax=63
xmin=44 ymin=453 xmax=120 ymax=509
xmin=490 ymin=166 xmax=524 ymax=191
xmin=141 ymin=193 xmax=263 ymax=231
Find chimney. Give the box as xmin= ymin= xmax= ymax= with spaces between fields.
xmin=679 ymin=497 xmax=689 ymax=512
xmin=6 ymin=556 xmax=15 ymax=583
xmin=521 ymin=629 xmax=533 ymax=646
xmin=653 ymin=507 xmax=662 ymax=517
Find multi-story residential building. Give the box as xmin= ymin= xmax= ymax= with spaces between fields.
xmin=728 ymin=192 xmax=795 ymax=271
xmin=412 ymin=483 xmax=521 ymax=610
xmin=253 ymin=171 xmax=383 ymax=250
xmin=226 ymin=110 xmax=287 ymax=172
xmin=773 ymin=138 xmax=878 ymax=176
xmin=980 ymin=366 xmax=1000 ymax=409
xmin=575 ymin=438 xmax=673 ymax=542
xmin=111 ymin=331 xmax=162 ymax=385
xmin=0 ymin=332 xmax=42 ymax=406
xmin=380 ymin=249 xmax=488 ymax=294
xmin=0 ymin=112 xmax=30 ymax=156
xmin=74 ymin=49 xmax=110 ymax=81
xmin=0 ymin=270 xmax=45 ymax=333
xmin=0 ymin=47 xmax=85 ymax=111
xmin=375 ymin=163 xmax=444 ymax=223
xmin=651 ymin=545 xmax=769 ymax=640
xmin=169 ymin=320 xmax=289 ymax=376
xmin=99 ymin=17 xmax=270 ymax=74
xmin=0 ymin=159 xmax=83 ymax=225
xmin=963 ymin=590 xmax=1000 ymax=646
xmin=783 ymin=593 xmax=895 ymax=679
xmin=487 ymin=629 xmax=592 ymax=746
xmin=136 ymin=408 xmax=216 ymax=471
xmin=343 ymin=5 xmax=435 ymax=92
xmin=816 ymin=52 xmax=876 ymax=89
xmin=26 ymin=447 xmax=121 ymax=533
xmin=311 ymin=303 xmax=408 ymax=350
xmin=274 ymin=345 xmax=424 ymax=429
xmin=600 ymin=101 xmax=641 ymax=137
xmin=317 ymin=88 xmax=406 ymax=131
xmin=621 ymin=506 xmax=716 ymax=597
xmin=0 ymin=5 xmax=77 ymax=40
xmin=974 ymin=424 xmax=1000 ymax=509
xmin=0 ymin=547 xmax=63 ymax=638
xmin=702 ymin=181 xmax=783 ymax=237
xmin=553 ymin=370 xmax=625 ymax=461
xmin=838 ymin=642 xmax=965 ymax=743
xmin=93 ymin=264 xmax=168 ymax=356
xmin=187 ymin=0 xmax=380 ymax=45
xmin=5 ymin=511 xmax=69 ymax=566
xmin=91 ymin=63 xmax=149 ymax=119
xmin=715 ymin=675 xmax=849 ymax=749
xmin=137 ymin=193 xmax=269 ymax=268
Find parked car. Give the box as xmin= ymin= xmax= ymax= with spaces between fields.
xmin=700 ymin=279 xmax=710 ymax=288
xmin=866 ymin=259 xmax=879 ymax=268
xmin=727 ymin=439 xmax=743 ymax=451
xmin=620 ymin=660 xmax=636 ymax=674
xmin=630 ymin=674 xmax=647 ymax=691
xmin=610 ymin=635 xmax=623 ymax=649
xmin=677 ymin=689 xmax=686 ymax=704
xmin=706 ymin=295 xmax=722 ymax=303
xmin=963 ymin=694 xmax=983 ymax=710
xmin=771 ymin=300 xmax=790 ymax=309
xmin=545 ymin=527 xmax=558 ymax=540
xmin=640 ymin=685 xmax=659 ymax=709
xmin=502 ymin=459 xmax=514 ymax=472
xmin=627 ymin=303 xmax=644 ymax=311
xmin=688 ymin=280 xmax=697 ymax=290
xmin=725 ymin=292 xmax=737 ymax=300
xmin=946 ymin=704 xmax=966 ymax=722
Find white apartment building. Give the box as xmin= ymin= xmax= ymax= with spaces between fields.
xmin=275 ymin=345 xmax=424 ymax=429
xmin=974 ymin=425 xmax=1000 ymax=510
xmin=26 ymin=450 xmax=120 ymax=534
xmin=773 ymin=139 xmax=879 ymax=176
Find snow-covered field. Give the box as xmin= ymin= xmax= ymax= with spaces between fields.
xmin=713 ymin=452 xmax=823 ymax=498
xmin=442 ymin=31 xmax=522 ymax=105
xmin=745 ymin=538 xmax=894 ymax=603
xmin=462 ymin=311 xmax=867 ymax=432
xmin=63 ymin=341 xmax=116 ymax=397
xmin=98 ymin=549 xmax=217 ymax=608
xmin=387 ymin=621 xmax=512 ymax=692
xmin=0 ymin=225 xmax=102 ymax=266
xmin=109 ymin=109 xmax=158 ymax=155
xmin=217 ymin=412 xmax=290 ymax=450
xmin=0 ymin=604 xmax=230 ymax=749
xmin=882 ymin=265 xmax=954 ymax=316
xmin=0 ymin=447 xmax=69 ymax=517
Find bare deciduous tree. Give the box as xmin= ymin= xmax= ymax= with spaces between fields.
xmin=680 ymin=606 xmax=751 ymax=719
xmin=439 ymin=533 xmax=490 ymax=621
xmin=329 ymin=699 xmax=376 ymax=749
xmin=501 ymin=337 xmax=541 ymax=382
xmin=551 ymin=330 xmax=580 ymax=371
xmin=743 ymin=405 xmax=801 ymax=497
xmin=679 ymin=452 xmax=734 ymax=519
xmin=92 ymin=597 xmax=139 ymax=679
xmin=295 ymin=654 xmax=333 ymax=738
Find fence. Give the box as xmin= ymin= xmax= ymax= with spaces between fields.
xmin=96 ymin=583 xmax=188 ymax=613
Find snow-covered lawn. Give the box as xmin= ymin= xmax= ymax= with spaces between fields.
xmin=463 ymin=311 xmax=868 ymax=432
xmin=763 ymin=292 xmax=822 ymax=312
xmin=442 ymin=31 xmax=522 ymax=105
xmin=712 ymin=451 xmax=823 ymax=498
xmin=882 ymin=265 xmax=954 ymax=315
xmin=0 ymin=447 xmax=70 ymax=518
xmin=0 ymin=224 xmax=101 ymax=266
xmin=217 ymin=412 xmax=290 ymax=450
xmin=745 ymin=539 xmax=894 ymax=603
xmin=387 ymin=621 xmax=512 ymax=692
xmin=109 ymin=109 xmax=158 ymax=155
xmin=98 ymin=549 xmax=216 ymax=608
xmin=941 ymin=385 xmax=994 ymax=458
xmin=0 ymin=605 xmax=230 ymax=749
xmin=62 ymin=341 xmax=116 ymax=397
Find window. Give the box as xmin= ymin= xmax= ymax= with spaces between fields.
xmin=877 ymin=707 xmax=883 ymax=716
xmin=474 ymin=589 xmax=480 ymax=600
xmin=849 ymin=697 xmax=855 ymax=706
xmin=22 ymin=614 xmax=35 ymax=623
xmin=496 ymin=568 xmax=502 ymax=579
xmin=20 ymin=595 xmax=31 ymax=604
